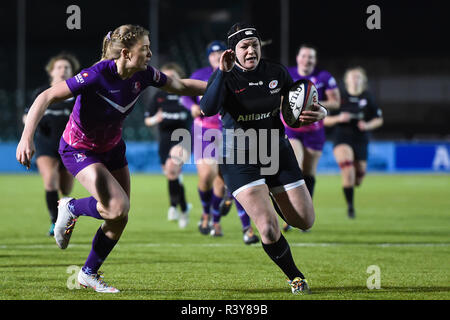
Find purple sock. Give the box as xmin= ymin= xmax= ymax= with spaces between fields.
xmin=210 ymin=193 xmax=223 ymax=223
xmin=82 ymin=227 xmax=118 ymax=275
xmin=68 ymin=197 xmax=102 ymax=219
xmin=198 ymin=188 xmax=213 ymax=214
xmin=235 ymin=198 xmax=251 ymax=230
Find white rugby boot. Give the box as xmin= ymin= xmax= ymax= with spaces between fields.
xmin=78 ymin=269 xmax=119 ymax=293
xmin=178 ymin=203 xmax=192 ymax=229
xmin=54 ymin=197 xmax=77 ymax=249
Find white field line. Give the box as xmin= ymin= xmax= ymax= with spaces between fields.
xmin=0 ymin=242 xmax=449 ymax=250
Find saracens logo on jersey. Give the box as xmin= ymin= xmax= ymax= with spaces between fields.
xmin=268 ymin=80 xmax=278 ymax=89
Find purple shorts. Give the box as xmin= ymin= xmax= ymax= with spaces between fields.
xmin=192 ymin=124 xmax=221 ymax=162
xmin=285 ymin=127 xmax=326 ymax=151
xmin=58 ymin=137 xmax=128 ymax=177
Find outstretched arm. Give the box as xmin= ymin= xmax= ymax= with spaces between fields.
xmin=199 ymin=49 xmax=235 ymax=116
xmin=16 ymin=81 xmax=73 ymax=169
xmin=161 ymin=76 xmax=206 ymax=96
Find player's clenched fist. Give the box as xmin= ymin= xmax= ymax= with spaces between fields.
xmin=16 ymin=138 xmax=35 ymax=170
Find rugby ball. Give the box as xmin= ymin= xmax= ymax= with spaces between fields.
xmin=281 ymin=79 xmax=318 ymax=128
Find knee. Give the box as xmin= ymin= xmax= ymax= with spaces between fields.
xmin=259 ymin=218 xmax=280 ymax=243
xmin=290 ymin=207 xmax=315 ymax=231
xmin=106 ymin=197 xmax=130 ymax=221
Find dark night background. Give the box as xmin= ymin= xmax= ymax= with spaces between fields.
xmin=1 ymin=0 xmax=449 ymax=141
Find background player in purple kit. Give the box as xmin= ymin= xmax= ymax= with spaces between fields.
xmin=144 ymin=63 xmax=192 ymax=228
xmin=281 ymin=44 xmax=341 ymax=231
xmin=181 ymin=41 xmax=259 ymax=244
xmin=324 ymin=66 xmax=383 ymax=218
xmin=16 ymin=24 xmax=206 ymax=293
xmin=23 ymin=53 xmax=79 ymax=236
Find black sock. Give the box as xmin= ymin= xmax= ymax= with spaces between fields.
xmin=168 ymin=179 xmax=179 ymax=207
xmin=343 ymin=187 xmax=354 ymax=210
xmin=45 ymin=190 xmax=59 ymax=224
xmin=304 ymin=175 xmax=316 ymax=199
xmin=178 ymin=181 xmax=187 ymax=212
xmin=262 ymin=234 xmax=305 ymax=280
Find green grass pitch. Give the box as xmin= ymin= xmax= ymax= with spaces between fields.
xmin=0 ymin=173 xmax=449 ymax=300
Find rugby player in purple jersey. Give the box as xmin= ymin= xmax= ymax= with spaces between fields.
xmin=281 ymin=44 xmax=341 ymax=231
xmin=16 ymin=24 xmax=206 ymax=293
xmin=181 ymin=41 xmax=259 ymax=244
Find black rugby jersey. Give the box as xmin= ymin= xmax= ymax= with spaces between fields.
xmin=331 ymin=90 xmax=382 ymax=139
xmin=206 ymin=59 xmax=293 ymax=144
xmin=145 ymin=91 xmax=191 ymax=132
xmin=25 ymin=85 xmax=74 ymax=139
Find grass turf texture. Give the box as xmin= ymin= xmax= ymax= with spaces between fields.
xmin=0 ymin=174 xmax=449 ymax=300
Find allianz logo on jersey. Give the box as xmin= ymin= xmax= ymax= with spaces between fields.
xmin=249 ymin=81 xmax=264 ymax=86
xmin=237 ymin=112 xmax=271 ymax=122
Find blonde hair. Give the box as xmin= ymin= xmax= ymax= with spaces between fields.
xmin=45 ymin=52 xmax=80 ymax=76
xmin=101 ymin=24 xmax=149 ymax=60
xmin=160 ymin=62 xmax=185 ymax=79
xmin=344 ymin=66 xmax=368 ymax=91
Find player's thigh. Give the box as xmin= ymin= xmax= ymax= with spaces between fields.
xmin=354 ymin=160 xmax=367 ymax=173
xmin=36 ymin=156 xmax=60 ymax=189
xmin=288 ymin=138 xmax=304 ymax=168
xmin=333 ymin=143 xmax=354 ymax=163
xmin=302 ymin=147 xmax=322 ymax=176
xmin=272 ymin=183 xmax=315 ymax=230
xmin=75 ymin=163 xmax=129 ymax=208
xmin=235 ymin=184 xmax=279 ymax=236
xmin=110 ymin=165 xmax=131 ymax=199
xmin=196 ymin=159 xmax=218 ymax=182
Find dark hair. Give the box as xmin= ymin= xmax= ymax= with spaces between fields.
xmin=45 ymin=52 xmax=80 ymax=75
xmin=160 ymin=62 xmax=185 ymax=79
xmin=297 ymin=44 xmax=318 ymax=55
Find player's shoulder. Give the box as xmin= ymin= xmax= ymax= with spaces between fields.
xmin=260 ymin=58 xmax=289 ymax=72
xmin=191 ymin=66 xmax=213 ymax=80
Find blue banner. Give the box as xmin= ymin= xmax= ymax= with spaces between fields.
xmin=2 ymin=141 xmax=449 ymax=173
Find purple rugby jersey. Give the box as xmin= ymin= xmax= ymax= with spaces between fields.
xmin=63 ymin=59 xmax=167 ymax=152
xmin=180 ymin=66 xmax=221 ymax=130
xmin=282 ymin=67 xmax=338 ymax=132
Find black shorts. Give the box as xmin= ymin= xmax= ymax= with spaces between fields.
xmin=333 ymin=130 xmax=369 ymax=161
xmin=220 ymin=138 xmax=304 ymax=197
xmin=158 ymin=130 xmax=184 ymax=165
xmin=35 ymin=132 xmax=63 ymax=161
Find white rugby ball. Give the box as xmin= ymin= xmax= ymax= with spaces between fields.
xmin=281 ymin=79 xmax=318 ymax=128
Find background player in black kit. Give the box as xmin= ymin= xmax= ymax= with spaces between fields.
xmin=325 ymin=66 xmax=383 ymax=218
xmin=145 ymin=63 xmax=193 ymax=228
xmin=199 ymin=23 xmax=327 ymax=294
xmin=23 ymin=53 xmax=79 ymax=236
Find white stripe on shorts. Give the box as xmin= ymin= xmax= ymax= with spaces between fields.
xmin=232 ymin=178 xmax=266 ymax=198
xmin=269 ymin=179 xmax=305 ymax=195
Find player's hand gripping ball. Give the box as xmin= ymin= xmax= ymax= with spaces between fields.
xmin=281 ymin=79 xmax=318 ymax=128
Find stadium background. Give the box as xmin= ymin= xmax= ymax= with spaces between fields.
xmin=1 ymin=0 xmax=449 ymax=174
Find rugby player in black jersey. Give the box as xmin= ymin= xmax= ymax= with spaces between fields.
xmin=145 ymin=63 xmax=193 ymax=228
xmin=325 ymin=66 xmax=383 ymax=218
xmin=23 ymin=53 xmax=79 ymax=236
xmin=199 ymin=23 xmax=328 ymax=294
